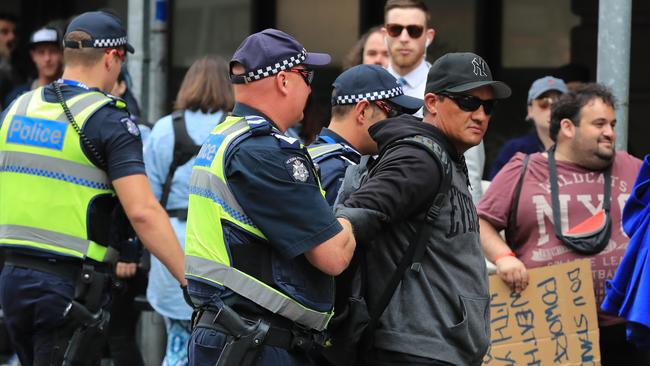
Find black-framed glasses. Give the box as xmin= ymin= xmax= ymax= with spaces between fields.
xmin=439 ymin=92 xmax=496 ymax=115
xmin=385 ymin=24 xmax=425 ymax=38
xmin=287 ymin=68 xmax=314 ymax=86
xmin=374 ymin=100 xmax=401 ymax=118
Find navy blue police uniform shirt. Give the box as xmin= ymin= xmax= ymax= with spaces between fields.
xmin=187 ymin=103 xmax=343 ymax=311
xmin=310 ymin=128 xmax=361 ymax=206
xmin=227 ymin=103 xmax=342 ymax=258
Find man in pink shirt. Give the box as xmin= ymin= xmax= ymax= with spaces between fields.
xmin=478 ymin=83 xmax=647 ymax=365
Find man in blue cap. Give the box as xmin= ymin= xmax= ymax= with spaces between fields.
xmin=308 ymin=64 xmax=422 ymax=205
xmin=488 ymin=76 xmax=568 ymax=179
xmin=183 ymin=29 xmax=357 ymax=366
xmin=0 ymin=10 xmax=186 ymax=365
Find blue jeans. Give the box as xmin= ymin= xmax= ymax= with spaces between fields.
xmin=188 ymin=326 xmax=313 ymax=366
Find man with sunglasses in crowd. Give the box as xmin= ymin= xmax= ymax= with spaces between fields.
xmin=0 ymin=11 xmax=187 ymax=365
xmin=478 ymin=83 xmax=648 ymax=365
xmin=488 ymin=76 xmax=568 ymax=179
xmin=383 ymin=0 xmax=487 ymax=204
xmin=308 ymin=64 xmax=422 ymax=205
xmin=184 ymin=29 xmax=356 ymax=366
xmin=335 ymin=52 xmax=510 ymax=365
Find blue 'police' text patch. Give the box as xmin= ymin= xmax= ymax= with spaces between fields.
xmin=6 ymin=115 xmax=67 ymax=150
xmin=194 ymin=134 xmax=225 ymax=167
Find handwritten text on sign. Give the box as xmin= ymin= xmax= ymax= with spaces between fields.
xmin=482 ymin=260 xmax=601 ymax=366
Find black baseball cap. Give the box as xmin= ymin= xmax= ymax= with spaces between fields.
xmin=425 ymin=52 xmax=511 ymax=99
xmin=332 ymin=64 xmax=422 ymax=113
xmin=230 ymin=28 xmax=330 ymax=84
xmin=63 ymin=11 xmax=134 ymax=54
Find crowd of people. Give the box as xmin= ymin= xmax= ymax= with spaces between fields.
xmin=0 ymin=1 xmax=648 ymax=365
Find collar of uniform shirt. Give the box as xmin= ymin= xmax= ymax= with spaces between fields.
xmin=232 ymin=102 xmax=277 ymax=127
xmin=318 ymin=127 xmax=351 ymax=146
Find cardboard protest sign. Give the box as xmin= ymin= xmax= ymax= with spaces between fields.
xmin=482 ymin=259 xmax=601 ymax=366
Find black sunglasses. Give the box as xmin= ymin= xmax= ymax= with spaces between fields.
xmin=385 ymin=24 xmax=425 ymax=38
xmin=439 ymin=92 xmax=496 ymax=115
xmin=287 ymin=68 xmax=314 ymax=86
xmin=374 ymin=100 xmax=402 ymax=118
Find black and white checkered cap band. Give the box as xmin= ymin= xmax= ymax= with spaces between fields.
xmin=93 ymin=37 xmax=128 ymax=48
xmin=333 ymin=86 xmax=404 ymax=105
xmin=244 ymin=49 xmax=307 ymax=82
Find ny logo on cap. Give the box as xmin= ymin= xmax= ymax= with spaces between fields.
xmin=472 ymin=57 xmax=488 ymax=77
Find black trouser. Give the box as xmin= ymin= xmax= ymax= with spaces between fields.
xmin=0 ymin=265 xmax=106 ymax=366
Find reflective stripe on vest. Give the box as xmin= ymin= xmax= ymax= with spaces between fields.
xmin=0 ymin=88 xmax=117 ymax=262
xmin=0 ymin=224 xmax=118 ymax=262
xmin=186 ymin=255 xmax=332 ymax=331
xmin=307 ymin=143 xmax=346 ymax=162
xmin=186 ymin=115 xmax=333 ymax=331
xmin=189 ymin=168 xmax=258 ymax=230
xmin=0 ymin=151 xmax=110 ymax=189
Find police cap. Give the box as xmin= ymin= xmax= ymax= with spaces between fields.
xmin=230 ymin=28 xmax=330 ymax=84
xmin=63 ymin=10 xmax=134 ymax=54
xmin=332 ymin=64 xmax=423 ymax=114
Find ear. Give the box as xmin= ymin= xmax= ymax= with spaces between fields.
xmin=526 ymin=104 xmax=533 ymax=119
xmin=276 ymin=71 xmax=290 ymax=96
xmin=559 ymin=118 xmax=575 ymax=139
xmin=426 ymin=28 xmax=435 ymax=47
xmin=103 ymin=51 xmax=114 ymax=71
xmin=423 ymin=92 xmax=438 ymax=116
xmin=353 ymin=100 xmax=371 ymax=125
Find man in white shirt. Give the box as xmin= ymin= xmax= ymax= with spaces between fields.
xmin=382 ymin=0 xmax=486 ymax=203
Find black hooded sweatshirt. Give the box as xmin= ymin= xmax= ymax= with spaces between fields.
xmin=345 ymin=114 xmax=490 ymax=366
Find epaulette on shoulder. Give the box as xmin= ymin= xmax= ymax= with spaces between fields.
xmin=104 ymin=93 xmax=128 ymax=109
xmin=244 ymin=115 xmax=274 ymax=136
xmin=271 ymin=133 xmax=303 ymax=150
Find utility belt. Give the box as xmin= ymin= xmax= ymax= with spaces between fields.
xmin=192 ymin=305 xmax=327 ymax=366
xmin=4 ymin=251 xmax=81 ymax=283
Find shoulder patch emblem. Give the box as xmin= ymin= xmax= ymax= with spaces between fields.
xmin=121 ymin=116 xmax=141 ymax=137
xmin=285 ymin=156 xmax=310 ymax=182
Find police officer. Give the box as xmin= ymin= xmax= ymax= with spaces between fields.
xmin=184 ymin=29 xmax=356 ymax=366
xmin=308 ymin=64 xmax=422 ymax=205
xmin=0 ymin=11 xmax=186 ymax=365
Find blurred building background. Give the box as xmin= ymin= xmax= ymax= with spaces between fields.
xmin=2 ymin=0 xmax=649 ymax=174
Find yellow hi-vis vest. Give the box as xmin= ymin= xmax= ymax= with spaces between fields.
xmin=0 ymin=87 xmax=120 ymax=262
xmin=185 ymin=115 xmax=334 ymax=332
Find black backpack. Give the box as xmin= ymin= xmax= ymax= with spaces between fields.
xmin=159 ymin=109 xmax=225 ymax=217
xmin=321 ymin=135 xmax=453 ymax=366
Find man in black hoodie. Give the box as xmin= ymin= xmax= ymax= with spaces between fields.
xmin=336 ymin=53 xmax=511 ymax=365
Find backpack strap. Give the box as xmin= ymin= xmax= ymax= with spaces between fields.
xmin=364 ymin=135 xmax=452 ymax=340
xmin=505 ymin=154 xmax=530 ymax=249
xmin=160 ymin=109 xmax=203 ymax=210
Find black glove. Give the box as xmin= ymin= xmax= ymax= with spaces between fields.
xmin=335 ymin=205 xmax=388 ymax=245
